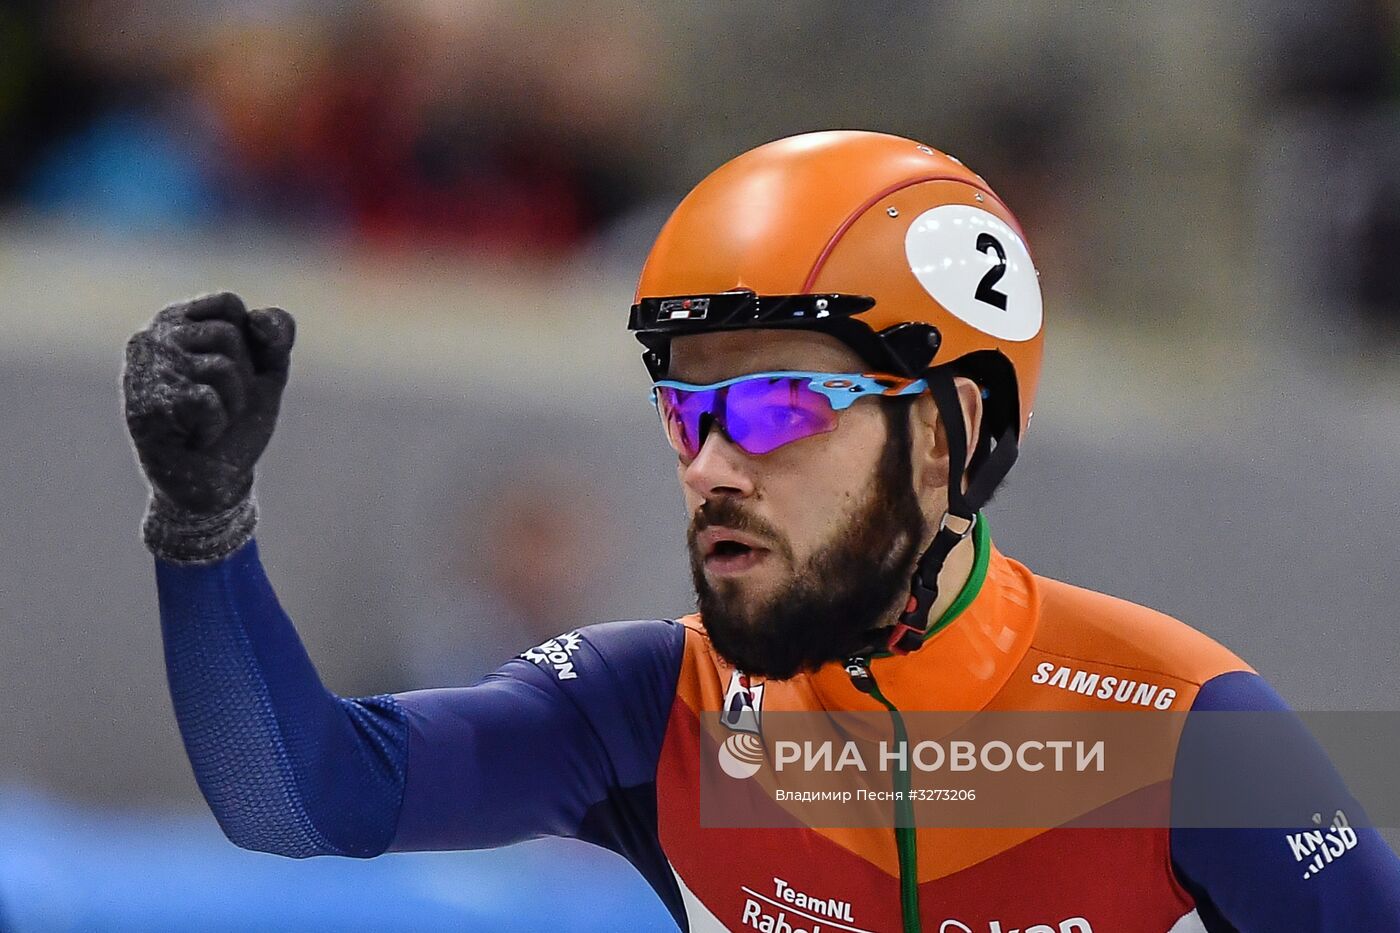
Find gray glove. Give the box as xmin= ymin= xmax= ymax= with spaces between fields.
xmin=123 ymin=292 xmax=295 ymax=562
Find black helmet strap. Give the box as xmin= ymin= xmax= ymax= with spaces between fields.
xmin=882 ymin=371 xmax=1019 ymax=655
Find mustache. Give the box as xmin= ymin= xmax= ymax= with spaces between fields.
xmin=688 ymin=498 xmax=794 ymax=562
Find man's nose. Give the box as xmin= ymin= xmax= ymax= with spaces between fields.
xmin=681 ymin=422 xmax=756 ymax=499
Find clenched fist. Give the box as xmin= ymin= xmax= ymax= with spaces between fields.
xmin=123 ymin=292 xmax=295 ymax=561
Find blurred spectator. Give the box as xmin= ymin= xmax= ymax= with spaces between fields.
xmin=1258 ymin=0 xmax=1400 ymax=341
xmin=1352 ymin=173 xmax=1400 ymax=339
xmin=0 ymin=2 xmax=140 ymax=210
xmin=15 ymin=0 xmax=667 ymax=256
xmin=1265 ymin=0 xmax=1398 ymax=105
xmin=404 ymin=468 xmax=622 ymax=688
xmin=21 ymin=3 xmax=337 ymax=232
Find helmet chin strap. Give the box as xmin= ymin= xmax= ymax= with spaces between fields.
xmin=881 ymin=374 xmax=1020 ymax=655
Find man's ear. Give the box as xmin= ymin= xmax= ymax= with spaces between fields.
xmin=953 ymin=376 xmax=984 ymax=472
xmin=914 ymin=376 xmax=984 ymax=491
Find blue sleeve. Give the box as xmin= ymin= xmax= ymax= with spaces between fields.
xmin=1171 ymin=671 xmax=1400 ymax=931
xmin=390 ymin=621 xmax=685 ymax=851
xmin=156 ymin=538 xmax=684 ymax=860
xmin=157 ymin=539 xmax=408 ymax=858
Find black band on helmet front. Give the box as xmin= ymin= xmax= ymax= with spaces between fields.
xmin=630 ymin=291 xmax=875 ymax=336
xmin=630 ymin=291 xmax=900 ymax=381
xmin=630 ymin=291 xmax=949 ymax=382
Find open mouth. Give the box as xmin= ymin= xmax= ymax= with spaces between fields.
xmin=702 ymin=532 xmax=769 ymax=575
xmin=712 ymin=540 xmax=752 ymax=558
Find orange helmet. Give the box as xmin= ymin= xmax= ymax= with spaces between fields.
xmin=629 ymin=129 xmax=1043 ymax=446
xmin=628 ymin=130 xmax=1047 ymax=654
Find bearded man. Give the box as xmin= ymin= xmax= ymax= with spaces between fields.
xmin=123 ymin=131 xmax=1400 ymax=932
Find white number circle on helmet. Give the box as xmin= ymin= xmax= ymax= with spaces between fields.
xmin=903 ymin=204 xmax=1043 ymax=342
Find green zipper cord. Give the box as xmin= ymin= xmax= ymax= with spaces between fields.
xmin=851 ymin=513 xmax=991 ymax=933
xmin=863 ymin=675 xmax=921 ymax=933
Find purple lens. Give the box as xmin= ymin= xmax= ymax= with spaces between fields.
xmin=724 ymin=377 xmax=839 ymax=454
xmin=655 ymin=385 xmax=716 ymax=459
xmin=655 ymin=376 xmax=839 ymax=459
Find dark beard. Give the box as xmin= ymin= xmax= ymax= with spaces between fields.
xmin=687 ymin=406 xmax=926 ymax=679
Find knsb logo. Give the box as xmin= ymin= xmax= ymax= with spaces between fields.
xmin=520 ymin=631 xmax=584 ymax=680
xmin=940 ymin=918 xmax=1092 ymax=933
xmin=1286 ymin=809 xmax=1359 ymax=880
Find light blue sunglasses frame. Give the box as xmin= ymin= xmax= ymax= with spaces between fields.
xmin=649 ymin=370 xmax=929 ymax=409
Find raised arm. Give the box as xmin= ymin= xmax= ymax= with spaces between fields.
xmin=156 ymin=538 xmax=682 ymax=858
xmin=124 ymin=293 xmax=684 ymax=863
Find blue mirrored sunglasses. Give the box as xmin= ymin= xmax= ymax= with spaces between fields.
xmin=650 ymin=370 xmax=928 ymax=458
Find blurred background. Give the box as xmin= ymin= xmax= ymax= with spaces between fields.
xmin=1 ymin=0 xmax=1398 ymax=929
